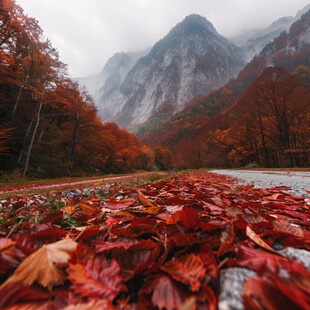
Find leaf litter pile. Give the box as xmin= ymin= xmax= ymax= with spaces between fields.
xmin=0 ymin=171 xmax=309 ymax=309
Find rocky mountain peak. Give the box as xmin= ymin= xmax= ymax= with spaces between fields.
xmin=79 ymin=14 xmax=245 ymax=129
xmin=172 ymin=14 xmax=218 ymax=35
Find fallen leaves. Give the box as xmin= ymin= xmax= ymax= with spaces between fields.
xmin=67 ymin=257 xmax=127 ymax=301
xmin=161 ymin=253 xmax=206 ymax=292
xmin=0 ymin=171 xmax=309 ymax=308
xmin=245 ymin=225 xmax=276 ymax=252
xmin=1 ymin=239 xmax=77 ymax=291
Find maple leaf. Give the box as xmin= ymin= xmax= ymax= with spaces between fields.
xmin=161 ymin=253 xmax=206 ymax=292
xmin=1 ymin=239 xmax=77 ymax=291
xmin=67 ymin=256 xmax=127 ymax=301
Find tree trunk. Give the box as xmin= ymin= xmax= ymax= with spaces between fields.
xmin=12 ymin=66 xmax=31 ymax=118
xmin=23 ymin=99 xmax=42 ymax=177
xmin=18 ymin=118 xmax=33 ymax=164
xmin=68 ymin=112 xmax=79 ymax=171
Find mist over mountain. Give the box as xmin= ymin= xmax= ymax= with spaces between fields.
xmin=79 ymin=14 xmax=245 ymax=128
xmin=140 ymin=7 xmax=310 ymax=169
xmin=79 ymin=4 xmax=310 ymax=130
xmin=232 ymin=3 xmax=310 ymax=61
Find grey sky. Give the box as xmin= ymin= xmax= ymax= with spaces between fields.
xmin=16 ymin=0 xmax=310 ymax=77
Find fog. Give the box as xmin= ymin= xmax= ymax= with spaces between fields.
xmin=16 ymin=0 xmax=310 ymax=77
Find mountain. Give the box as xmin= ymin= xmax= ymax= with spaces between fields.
xmin=80 ymin=14 xmax=245 ymax=129
xmin=141 ymin=8 xmax=310 ymax=169
xmin=232 ymin=3 xmax=310 ymax=61
xmin=78 ymin=49 xmax=149 ymax=120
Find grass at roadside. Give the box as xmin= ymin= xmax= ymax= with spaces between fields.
xmin=0 ymin=172 xmax=171 ymax=200
xmin=0 ymin=170 xmax=156 ymax=187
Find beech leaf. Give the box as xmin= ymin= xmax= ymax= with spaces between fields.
xmin=152 ymin=275 xmax=185 ymax=310
xmin=67 ymin=257 xmax=127 ymax=301
xmin=217 ymin=222 xmax=234 ymax=258
xmin=161 ymin=253 xmax=206 ymax=292
xmin=273 ymin=219 xmax=305 ymax=237
xmin=1 ymin=239 xmax=77 ymax=291
xmin=243 ymin=278 xmax=301 ymax=310
xmin=137 ymin=189 xmax=156 ymax=208
xmin=246 ymin=225 xmax=276 ymax=252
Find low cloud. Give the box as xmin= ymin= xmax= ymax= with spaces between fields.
xmin=17 ymin=0 xmax=310 ymax=77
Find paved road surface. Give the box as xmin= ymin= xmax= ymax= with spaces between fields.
xmin=212 ymin=169 xmax=310 ymax=198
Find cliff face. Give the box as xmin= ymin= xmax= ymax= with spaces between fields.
xmin=80 ymin=14 xmax=245 ymax=129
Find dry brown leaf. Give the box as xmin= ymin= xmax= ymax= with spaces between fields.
xmin=141 ymin=206 xmax=164 ymax=215
xmin=1 ymin=239 xmax=77 ymax=291
xmin=246 ymin=226 xmax=276 ymax=253
xmin=137 ymin=190 xmax=156 ymax=208
xmin=60 ymin=205 xmax=76 ymax=215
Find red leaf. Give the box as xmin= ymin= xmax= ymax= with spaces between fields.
xmin=196 ymin=244 xmax=218 ymax=278
xmin=118 ymin=239 xmax=161 ymax=275
xmin=74 ymin=226 xmax=102 ymax=241
xmin=246 ymin=225 xmax=276 ymax=252
xmin=0 ymin=283 xmax=48 ymax=309
xmin=68 ymin=256 xmax=127 ymax=301
xmin=151 ymin=275 xmax=185 ymax=310
xmin=33 ymin=228 xmax=67 ymax=240
xmin=229 ymin=244 xmax=307 ymax=276
xmin=273 ymin=219 xmax=305 ymax=237
xmin=161 ymin=253 xmax=206 ymax=292
xmin=268 ymin=274 xmax=310 ymax=309
xmin=243 ymin=278 xmax=300 ymax=310
xmin=217 ymin=222 xmax=235 ymax=258
xmin=178 ymin=206 xmax=200 ymax=232
xmin=93 ymin=241 xmax=133 ymax=253
xmin=104 ymin=197 xmax=132 ymax=210
xmin=111 ymin=217 xmax=157 ymax=238
xmin=137 ymin=189 xmax=156 ymax=208
xmin=41 ymin=210 xmax=63 ymax=224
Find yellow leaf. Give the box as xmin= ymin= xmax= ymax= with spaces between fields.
xmin=1 ymin=239 xmax=77 ymax=291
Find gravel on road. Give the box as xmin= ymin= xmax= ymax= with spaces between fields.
xmin=211 ymin=169 xmax=310 ymax=198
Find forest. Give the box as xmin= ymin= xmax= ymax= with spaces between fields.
xmin=0 ymin=1 xmax=310 ymax=309
xmin=0 ymin=0 xmax=172 ymax=178
xmin=1 ymin=0 xmax=310 ymax=180
xmin=141 ymin=12 xmax=310 ymax=170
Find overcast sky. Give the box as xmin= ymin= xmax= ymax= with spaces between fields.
xmin=16 ymin=0 xmax=310 ymax=77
